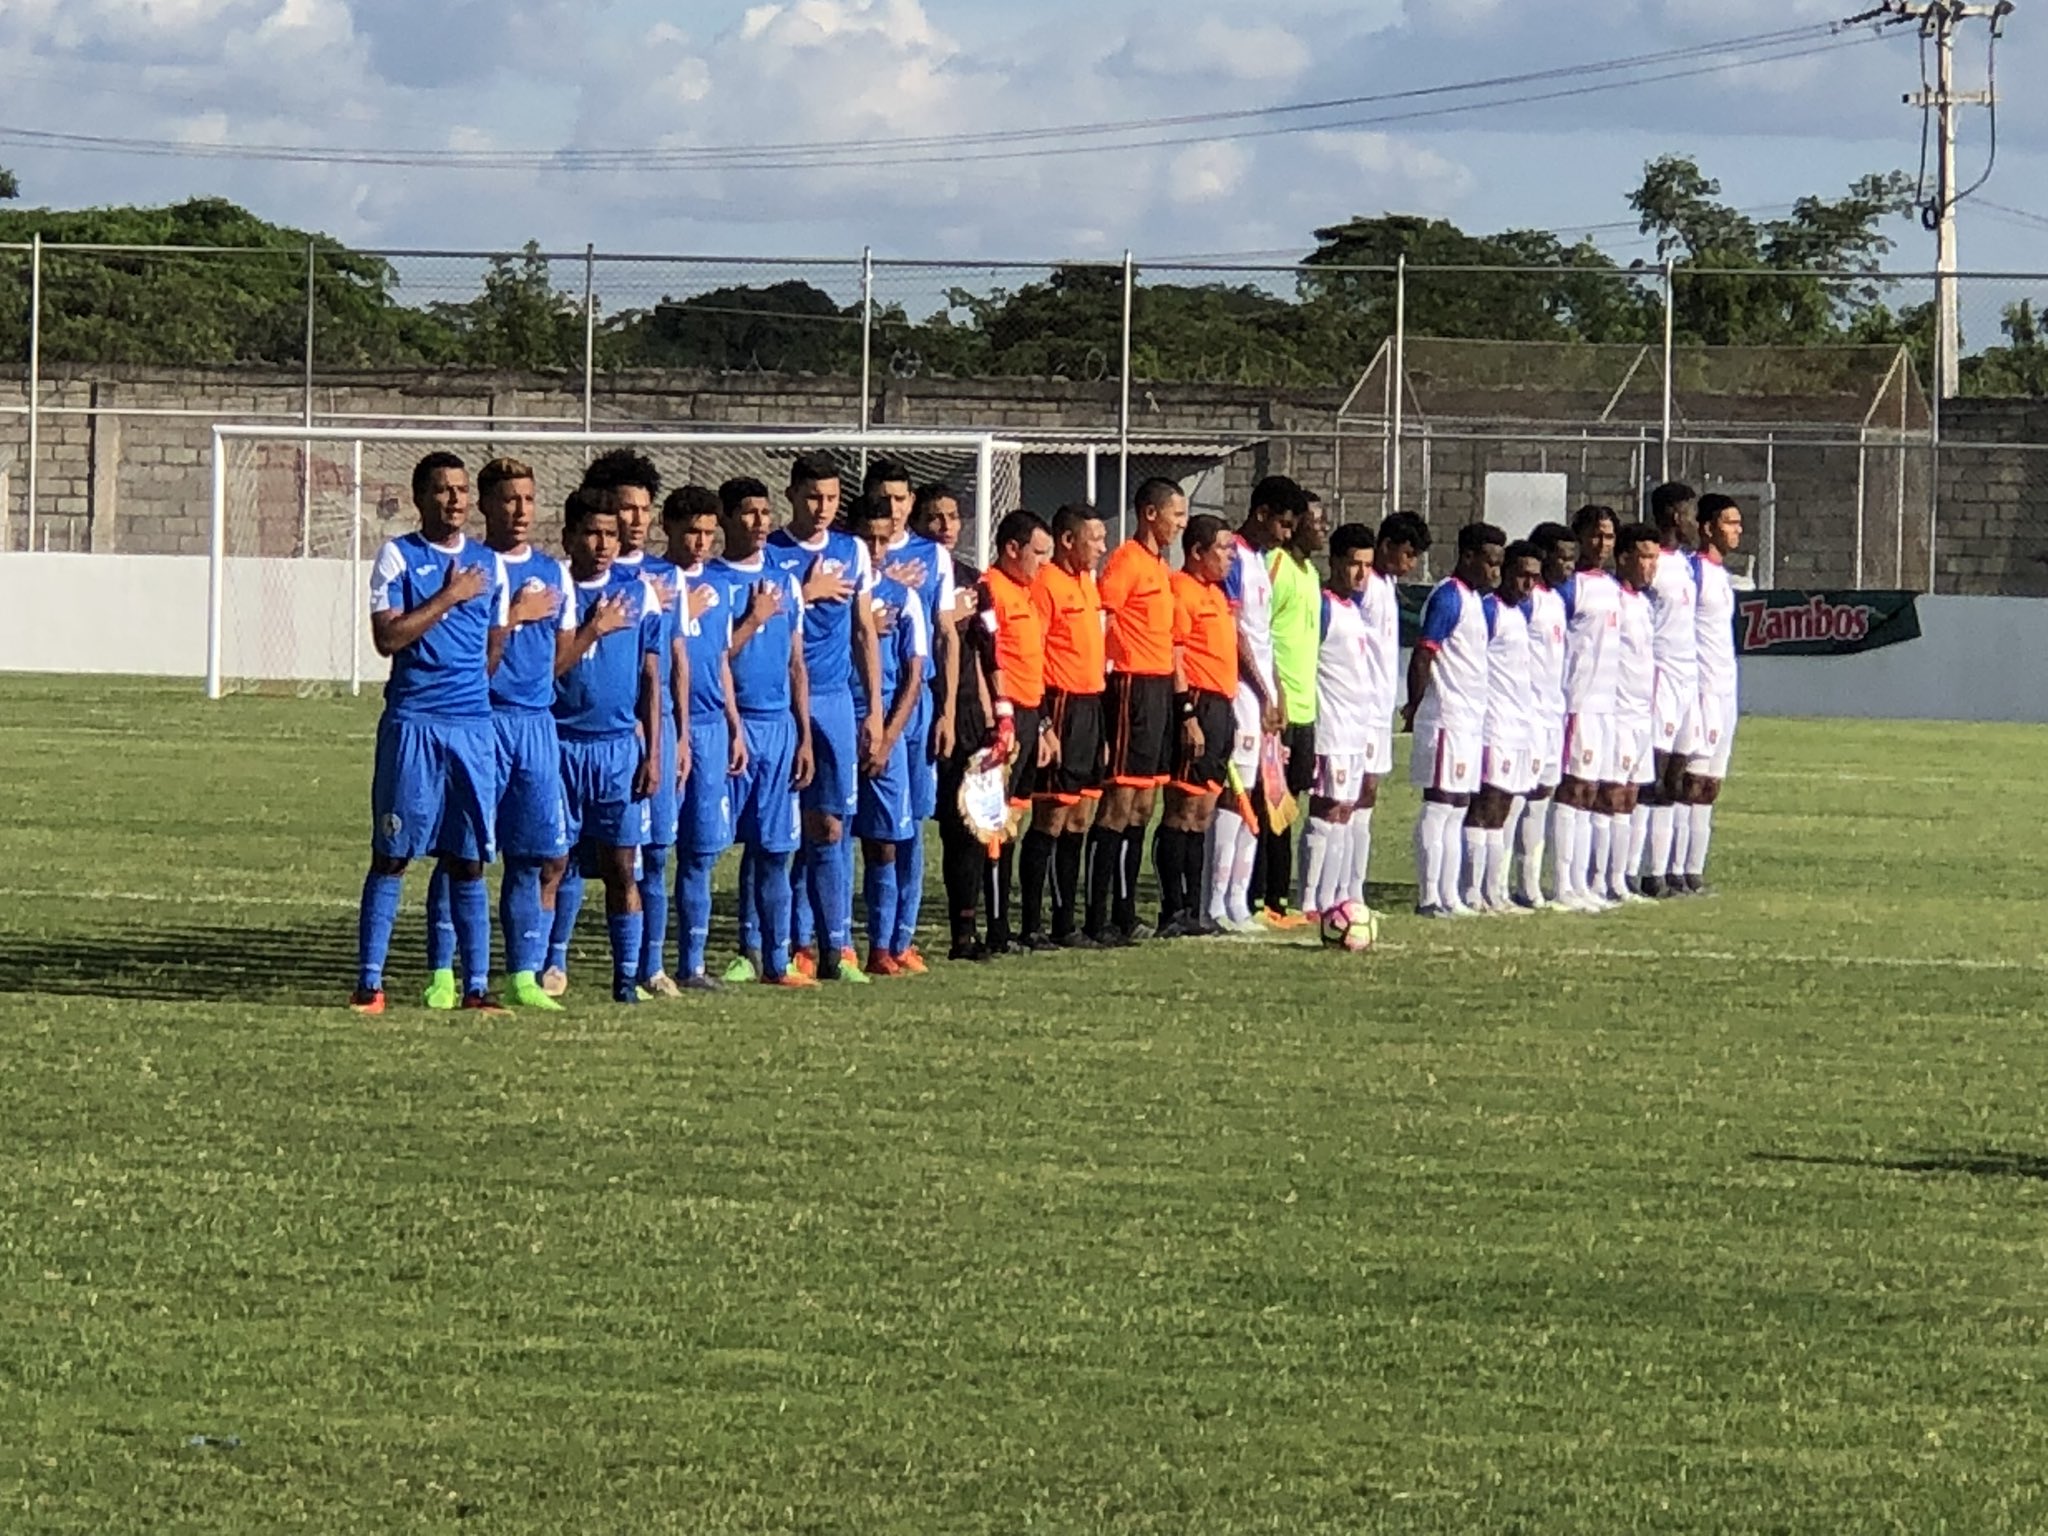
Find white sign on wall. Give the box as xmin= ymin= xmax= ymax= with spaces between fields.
xmin=1483 ymin=472 xmax=1569 ymax=543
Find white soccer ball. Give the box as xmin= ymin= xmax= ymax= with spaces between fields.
xmin=1320 ymin=901 xmax=1359 ymax=948
xmin=1343 ymin=907 xmax=1380 ymax=953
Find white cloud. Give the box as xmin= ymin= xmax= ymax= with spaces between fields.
xmin=1309 ymin=131 xmax=1476 ymax=213
xmin=1167 ymin=140 xmax=1248 ymax=204
xmin=1128 ymin=16 xmax=1311 ymax=82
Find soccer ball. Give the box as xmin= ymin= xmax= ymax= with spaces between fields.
xmin=1319 ymin=901 xmax=1358 ymax=947
xmin=1319 ymin=901 xmax=1377 ymax=953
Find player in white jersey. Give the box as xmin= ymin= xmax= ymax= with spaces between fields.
xmin=1299 ymin=524 xmax=1376 ymax=921
xmin=1681 ymin=492 xmax=1744 ymax=895
xmin=1551 ymin=504 xmax=1621 ymax=912
xmin=1465 ymin=540 xmax=1541 ymax=914
xmin=1514 ymin=522 xmax=1577 ymax=908
xmin=1404 ymin=521 xmax=1505 ymax=917
xmin=1607 ymin=522 xmax=1661 ymax=904
xmin=1206 ymin=476 xmax=1305 ymax=931
xmin=1638 ymin=481 xmax=1702 ymax=898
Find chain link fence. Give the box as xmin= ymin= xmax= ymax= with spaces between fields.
xmin=2 ymin=241 xmax=2044 ymax=591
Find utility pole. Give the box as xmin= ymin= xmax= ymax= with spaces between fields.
xmin=1888 ymin=0 xmax=2011 ymax=398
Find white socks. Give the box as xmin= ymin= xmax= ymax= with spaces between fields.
xmin=1669 ymin=801 xmax=1692 ymax=878
xmin=1461 ymin=827 xmax=1488 ymax=908
xmin=1586 ymin=813 xmax=1612 ymax=900
xmin=1300 ymin=818 xmax=1332 ymax=914
xmin=1517 ymin=797 xmax=1548 ymax=902
xmin=1604 ymin=813 xmax=1631 ymax=898
xmin=1687 ymin=802 xmax=1714 ymax=878
xmin=1628 ymin=805 xmax=1651 ymax=881
xmin=1648 ymin=804 xmax=1677 ymax=881
xmin=1550 ymin=803 xmax=1584 ymax=900
xmin=1349 ymin=810 xmax=1374 ymax=907
xmin=1415 ymin=800 xmax=1459 ymax=910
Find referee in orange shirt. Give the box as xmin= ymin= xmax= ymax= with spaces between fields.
xmin=1020 ymin=504 xmax=1109 ymax=949
xmin=1157 ymin=514 xmax=1238 ymax=936
xmin=1089 ymin=477 xmax=1187 ymax=943
xmin=966 ymin=508 xmax=1056 ymax=954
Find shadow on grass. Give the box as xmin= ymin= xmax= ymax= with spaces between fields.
xmin=1753 ymin=1149 xmax=2048 ymax=1182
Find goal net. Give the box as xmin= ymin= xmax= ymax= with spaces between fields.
xmin=205 ymin=426 xmax=1024 ymax=698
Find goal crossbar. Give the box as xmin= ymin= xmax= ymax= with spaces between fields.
xmin=205 ymin=424 xmax=1021 ymax=699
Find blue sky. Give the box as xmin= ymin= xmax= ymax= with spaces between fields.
xmin=3 ymin=0 xmax=2046 ymax=292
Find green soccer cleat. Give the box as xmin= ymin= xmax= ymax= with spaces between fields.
xmin=507 ymin=971 xmax=565 ymax=1011
xmin=721 ymin=952 xmax=761 ymax=985
xmin=423 ymin=967 xmax=459 ymax=1010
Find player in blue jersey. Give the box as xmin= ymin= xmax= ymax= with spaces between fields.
xmin=422 ymin=456 xmax=572 ymax=1012
xmin=553 ymin=486 xmax=667 ymax=1004
xmin=662 ymin=484 xmax=749 ymax=990
xmin=847 ymin=495 xmax=932 ymax=976
xmin=864 ymin=458 xmax=956 ymax=975
xmin=350 ymin=451 xmax=513 ymax=1015
xmin=767 ymin=453 xmax=882 ymax=985
xmin=541 ymin=449 xmax=693 ymax=999
xmin=713 ymin=476 xmax=817 ymax=988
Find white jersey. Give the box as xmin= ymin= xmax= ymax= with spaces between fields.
xmin=1616 ymin=583 xmax=1656 ymax=719
xmin=1646 ymin=541 xmax=1699 ymax=698
xmin=1562 ymin=568 xmax=1621 ymax=716
xmin=1222 ymin=533 xmax=1276 ymax=693
xmin=1696 ymin=552 xmax=1739 ymax=701
xmin=1483 ymin=595 xmax=1535 ymax=750
xmin=1525 ymin=582 xmax=1569 ymax=721
xmin=1413 ymin=577 xmax=1490 ymax=737
xmin=1356 ymin=569 xmax=1403 ymax=724
xmin=1315 ymin=589 xmax=1374 ymax=757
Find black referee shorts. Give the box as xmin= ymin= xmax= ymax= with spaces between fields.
xmin=1281 ymin=722 xmax=1316 ymax=797
xmin=1103 ymin=671 xmax=1174 ymax=788
xmin=1041 ymin=686 xmax=1105 ymax=803
xmin=1170 ymin=690 xmax=1234 ymax=795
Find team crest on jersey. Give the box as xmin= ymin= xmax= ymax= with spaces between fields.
xmin=380 ymin=812 xmax=404 ymax=840
xmin=1454 ymin=762 xmax=1468 ymax=779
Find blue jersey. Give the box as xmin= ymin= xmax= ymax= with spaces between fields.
xmin=554 ymin=574 xmax=665 ymax=741
xmin=856 ymin=577 xmax=930 ymax=716
xmin=679 ymin=564 xmax=735 ymax=724
xmin=711 ymin=555 xmax=805 ymax=719
xmin=369 ymin=531 xmax=509 ymax=723
xmin=884 ymin=529 xmax=956 ymax=636
xmin=767 ymin=527 xmax=871 ymax=697
xmin=490 ymin=547 xmax=574 ymax=714
xmin=613 ymin=549 xmax=681 ymax=703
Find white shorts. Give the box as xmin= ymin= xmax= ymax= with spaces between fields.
xmin=1314 ymin=752 xmax=1369 ymax=804
xmin=1653 ymin=673 xmax=1701 ymax=758
xmin=1411 ymin=720 xmax=1481 ymax=794
xmin=1688 ymin=691 xmax=1738 ymax=779
xmin=1230 ymin=684 xmax=1264 ymax=778
xmin=1361 ymin=722 xmax=1395 ymax=778
xmin=1615 ymin=718 xmax=1656 ymax=787
xmin=1481 ymin=739 xmax=1536 ymax=797
xmin=1532 ymin=716 xmax=1565 ymax=790
xmin=1561 ymin=712 xmax=1616 ymax=785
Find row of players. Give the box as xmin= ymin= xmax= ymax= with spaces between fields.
xmin=345 ymin=449 xmax=1741 ymax=1010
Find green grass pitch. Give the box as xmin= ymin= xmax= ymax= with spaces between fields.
xmin=3 ymin=676 xmax=2047 ymax=1533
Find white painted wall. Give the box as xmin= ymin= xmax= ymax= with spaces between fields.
xmin=0 ymin=556 xmax=2040 ymax=724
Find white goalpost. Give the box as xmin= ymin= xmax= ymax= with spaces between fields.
xmin=204 ymin=424 xmax=1024 ymax=699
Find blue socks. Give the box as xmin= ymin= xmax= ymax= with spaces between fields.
xmin=791 ymin=844 xmax=817 ymax=953
xmin=424 ymin=866 xmax=456 ymax=973
xmin=899 ymin=825 xmax=926 ymax=956
xmin=755 ymin=851 xmax=794 ymax=978
xmin=607 ymin=910 xmax=644 ymax=1003
xmin=639 ymin=843 xmax=671 ymax=983
xmin=736 ymin=846 xmax=761 ymax=957
xmin=548 ymin=867 xmax=585 ymax=975
xmin=450 ymin=875 xmax=491 ymax=996
xmin=811 ymin=832 xmax=850 ymax=958
xmin=356 ymin=870 xmax=403 ymax=993
xmin=863 ymin=847 xmax=898 ymax=957
xmin=499 ymin=859 xmax=546 ymax=977
xmin=677 ymin=851 xmax=719 ymax=978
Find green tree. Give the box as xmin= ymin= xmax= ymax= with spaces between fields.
xmin=426 ymin=242 xmax=583 ymax=371
xmin=0 ymin=167 xmax=18 ymax=200
xmin=610 ymin=280 xmax=861 ymax=372
xmin=1958 ymin=300 xmax=2048 ymax=396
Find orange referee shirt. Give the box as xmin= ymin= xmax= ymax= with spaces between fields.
xmin=1171 ymin=570 xmax=1237 ymax=697
xmin=1099 ymin=539 xmax=1175 ymax=678
xmin=979 ymin=565 xmax=1046 ymax=709
xmin=1031 ymin=561 xmax=1106 ymax=696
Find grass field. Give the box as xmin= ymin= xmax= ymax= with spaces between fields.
xmin=4 ymin=676 xmax=2048 ymax=1533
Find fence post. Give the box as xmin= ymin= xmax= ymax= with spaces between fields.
xmin=1660 ymin=256 xmax=1675 ymax=486
xmin=858 ymin=246 xmax=875 ymax=440
xmin=301 ymin=239 xmax=316 ymax=558
xmin=1928 ymin=301 xmax=1944 ymax=595
xmin=350 ymin=437 xmax=365 ymax=698
xmin=581 ymin=244 xmax=596 ymax=432
xmin=1389 ymin=255 xmax=1405 ymax=516
xmin=205 ymin=427 xmax=226 ymax=700
xmin=1117 ymin=250 xmax=1134 ymax=537
xmin=25 ymin=231 xmax=40 ymax=553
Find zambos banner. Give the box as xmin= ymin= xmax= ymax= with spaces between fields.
xmin=1395 ymin=586 xmax=1921 ymax=657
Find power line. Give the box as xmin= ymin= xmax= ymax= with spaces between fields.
xmin=0 ymin=22 xmax=1903 ymax=175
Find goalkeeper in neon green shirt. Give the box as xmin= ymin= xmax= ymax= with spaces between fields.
xmin=1258 ymin=492 xmax=1325 ymax=924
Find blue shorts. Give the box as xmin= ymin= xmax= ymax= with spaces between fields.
xmin=907 ymin=689 xmax=938 ymax=821
xmin=855 ymin=734 xmax=917 ymax=844
xmin=372 ymin=713 xmax=497 ymax=864
xmin=734 ymin=711 xmax=800 ymax=855
xmin=559 ymin=733 xmax=649 ymax=854
xmin=680 ymin=715 xmax=735 ymax=856
xmin=646 ymin=715 xmax=680 ymax=848
xmin=803 ymin=687 xmax=859 ymax=819
xmin=493 ymin=709 xmax=569 ymax=861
